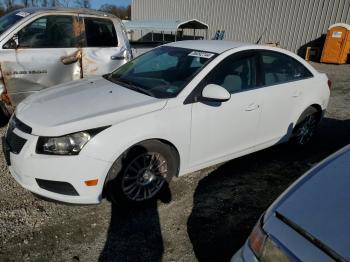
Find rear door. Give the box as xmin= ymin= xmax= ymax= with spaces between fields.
xmin=256 ymin=50 xmax=313 ymax=146
xmin=80 ymin=16 xmax=129 ymax=76
xmin=1 ymin=14 xmax=82 ymax=105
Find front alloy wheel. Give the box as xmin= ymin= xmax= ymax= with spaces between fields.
xmin=106 ymin=140 xmax=178 ymax=206
xmin=121 ymin=152 xmax=168 ymax=202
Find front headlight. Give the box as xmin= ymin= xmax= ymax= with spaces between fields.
xmin=36 ymin=127 xmax=108 ymax=155
xmin=249 ymin=216 xmax=291 ymax=261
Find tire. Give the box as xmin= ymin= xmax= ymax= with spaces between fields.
xmin=290 ymin=107 xmax=320 ymax=147
xmin=0 ymin=102 xmax=10 ymax=127
xmin=105 ymin=140 xmax=178 ymax=206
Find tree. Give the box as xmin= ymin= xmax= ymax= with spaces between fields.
xmin=41 ymin=0 xmax=49 ymax=7
xmin=21 ymin=0 xmax=29 ymax=8
xmin=74 ymin=0 xmax=90 ymax=8
xmin=3 ymin=0 xmax=14 ymax=11
xmin=99 ymin=4 xmax=131 ymax=20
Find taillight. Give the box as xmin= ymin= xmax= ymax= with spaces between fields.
xmin=249 ymin=219 xmax=267 ymax=258
xmin=327 ymin=80 xmax=332 ymax=90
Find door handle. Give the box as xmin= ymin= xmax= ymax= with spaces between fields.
xmin=245 ymin=103 xmax=259 ymax=111
xmin=111 ymin=54 xmax=125 ymax=60
xmin=292 ymin=91 xmax=302 ymax=98
xmin=61 ymin=50 xmax=81 ymax=65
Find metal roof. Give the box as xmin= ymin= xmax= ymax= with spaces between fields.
xmin=12 ymin=7 xmax=116 ymax=18
xmin=329 ymin=23 xmax=350 ymax=30
xmin=124 ymin=19 xmax=208 ymax=32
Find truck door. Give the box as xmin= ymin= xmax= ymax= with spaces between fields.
xmin=80 ymin=16 xmax=130 ymax=76
xmin=1 ymin=14 xmax=82 ymax=105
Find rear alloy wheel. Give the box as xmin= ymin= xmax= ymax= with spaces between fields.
xmin=106 ymin=140 xmax=178 ymax=206
xmin=292 ymin=113 xmax=319 ymax=146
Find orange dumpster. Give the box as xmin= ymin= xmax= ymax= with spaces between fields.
xmin=321 ymin=23 xmax=350 ymax=64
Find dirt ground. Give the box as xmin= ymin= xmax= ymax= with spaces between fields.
xmin=0 ymin=62 xmax=350 ymax=262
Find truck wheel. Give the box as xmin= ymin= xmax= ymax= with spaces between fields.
xmin=0 ymin=102 xmax=10 ymax=127
xmin=105 ymin=140 xmax=178 ymax=206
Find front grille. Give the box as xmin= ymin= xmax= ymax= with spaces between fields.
xmin=9 ymin=115 xmax=32 ymax=134
xmin=36 ymin=179 xmax=79 ymax=196
xmin=6 ymin=128 xmax=27 ymax=154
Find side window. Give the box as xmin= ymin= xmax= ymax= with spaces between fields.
xmin=205 ymin=53 xmax=257 ymax=94
xmin=133 ymin=52 xmax=178 ymax=74
xmin=18 ymin=15 xmax=77 ymax=48
xmin=261 ymin=51 xmax=313 ymax=86
xmin=84 ymin=18 xmax=118 ymax=47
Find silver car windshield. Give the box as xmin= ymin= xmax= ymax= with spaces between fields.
xmin=107 ymin=46 xmax=217 ymax=98
xmin=0 ymin=10 xmax=29 ymax=35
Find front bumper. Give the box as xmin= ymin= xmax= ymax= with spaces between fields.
xmin=4 ymin=128 xmax=112 ymax=204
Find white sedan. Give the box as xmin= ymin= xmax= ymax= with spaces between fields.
xmin=3 ymin=40 xmax=330 ymax=205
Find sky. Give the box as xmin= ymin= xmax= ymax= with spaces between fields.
xmin=90 ymin=0 xmax=131 ymax=9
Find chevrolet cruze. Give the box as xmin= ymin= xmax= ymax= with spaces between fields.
xmin=2 ymin=40 xmax=330 ymax=205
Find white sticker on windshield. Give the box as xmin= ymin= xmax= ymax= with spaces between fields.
xmin=188 ymin=51 xmax=214 ymax=59
xmin=16 ymin=11 xmax=30 ymax=17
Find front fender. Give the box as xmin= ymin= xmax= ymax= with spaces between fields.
xmin=81 ymin=103 xmax=192 ymax=177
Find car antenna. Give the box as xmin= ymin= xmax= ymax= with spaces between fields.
xmin=255 ymin=27 xmax=267 ymax=44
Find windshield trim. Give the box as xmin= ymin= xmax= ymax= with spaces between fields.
xmin=105 ymin=46 xmax=218 ymax=99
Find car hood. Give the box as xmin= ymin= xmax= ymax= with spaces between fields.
xmin=272 ymin=147 xmax=350 ymax=260
xmin=16 ymin=76 xmax=167 ymax=136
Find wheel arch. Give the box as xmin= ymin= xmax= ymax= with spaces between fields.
xmin=296 ymin=103 xmax=323 ymax=125
xmin=101 ymin=138 xmax=181 ymax=199
xmin=103 ymin=138 xmax=181 ymax=182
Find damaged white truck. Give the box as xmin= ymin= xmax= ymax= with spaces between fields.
xmin=0 ymin=8 xmax=132 ymax=124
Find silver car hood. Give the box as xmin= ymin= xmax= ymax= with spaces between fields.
xmin=272 ymin=147 xmax=350 ymax=260
xmin=16 ymin=76 xmax=167 ymax=136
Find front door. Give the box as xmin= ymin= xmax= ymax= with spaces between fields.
xmin=189 ymin=52 xmax=262 ymax=168
xmin=1 ymin=14 xmax=82 ymax=105
xmin=81 ymin=16 xmax=129 ymax=76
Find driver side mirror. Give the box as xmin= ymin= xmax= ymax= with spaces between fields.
xmin=201 ymin=84 xmax=231 ymax=102
xmin=3 ymin=35 xmax=18 ymax=49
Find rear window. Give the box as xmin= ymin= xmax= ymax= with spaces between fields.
xmin=261 ymin=51 xmax=313 ymax=86
xmin=84 ymin=18 xmax=118 ymax=47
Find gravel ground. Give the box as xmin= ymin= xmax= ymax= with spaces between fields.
xmin=0 ymin=62 xmax=350 ymax=262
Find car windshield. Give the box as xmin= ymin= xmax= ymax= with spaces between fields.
xmin=0 ymin=10 xmax=30 ymax=35
xmin=107 ymin=46 xmax=217 ymax=98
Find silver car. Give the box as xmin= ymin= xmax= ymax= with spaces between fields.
xmin=232 ymin=144 xmax=350 ymax=262
xmin=0 ymin=8 xmax=132 ymax=120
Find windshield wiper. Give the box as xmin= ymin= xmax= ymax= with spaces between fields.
xmin=113 ymin=77 xmax=155 ymax=97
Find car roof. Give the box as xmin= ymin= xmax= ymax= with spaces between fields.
xmin=14 ymin=7 xmax=116 ymax=18
xmin=165 ymin=40 xmax=254 ymax=54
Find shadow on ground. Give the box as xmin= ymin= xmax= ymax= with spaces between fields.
xmin=99 ymin=184 xmax=171 ymax=262
xmin=187 ymin=117 xmax=350 ymax=262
